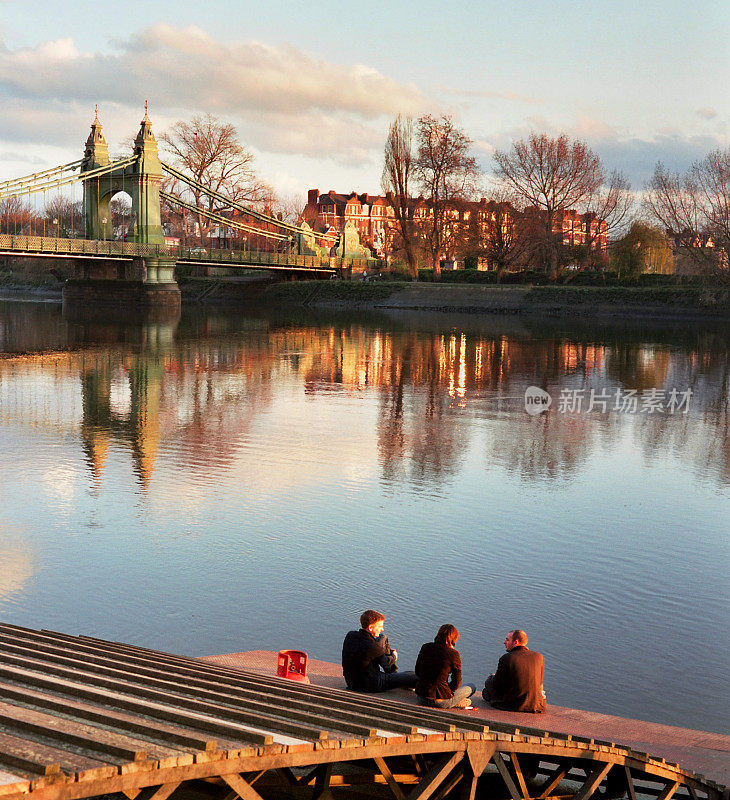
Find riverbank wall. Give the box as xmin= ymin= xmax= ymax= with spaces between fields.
xmin=179 ymin=279 xmax=730 ymax=320
xmin=3 ymin=275 xmax=730 ymax=320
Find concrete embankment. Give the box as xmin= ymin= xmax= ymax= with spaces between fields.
xmin=180 ymin=279 xmax=730 ymax=320
xmin=202 ymin=650 xmax=730 ymax=786
xmin=3 ymin=277 xmax=730 ymax=321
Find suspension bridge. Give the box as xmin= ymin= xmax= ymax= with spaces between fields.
xmin=0 ymin=108 xmax=379 ymax=307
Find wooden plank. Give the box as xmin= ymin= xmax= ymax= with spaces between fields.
xmin=407 ymin=751 xmax=464 ymax=800
xmin=0 ymin=666 xmax=295 ymax=745
xmin=574 ymin=763 xmax=613 ymax=800
xmin=6 ymin=629 xmax=497 ymax=742
xmin=0 ymin=699 xmax=172 ymax=761
xmin=0 ymin=638 xmax=424 ymax=737
xmin=0 ymin=629 xmax=482 ymax=734
xmin=374 ymin=756 xmax=406 ymax=800
xmin=0 ymin=654 xmax=342 ymax=741
xmin=0 ymin=680 xmax=226 ymax=751
xmin=0 ymin=730 xmax=104 ymax=775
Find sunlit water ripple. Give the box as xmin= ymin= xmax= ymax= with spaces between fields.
xmin=0 ymin=300 xmax=728 ymax=734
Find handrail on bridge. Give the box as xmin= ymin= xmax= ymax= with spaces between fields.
xmin=0 ymin=234 xmax=379 ymax=271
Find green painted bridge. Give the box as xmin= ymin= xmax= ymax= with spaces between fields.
xmin=0 ymin=234 xmax=377 ymax=275
xmin=0 ymin=108 xmax=379 ymax=305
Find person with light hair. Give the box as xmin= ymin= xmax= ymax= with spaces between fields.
xmin=482 ymin=629 xmax=546 ymax=713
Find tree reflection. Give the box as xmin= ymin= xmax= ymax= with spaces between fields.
xmin=1 ymin=302 xmax=730 ymax=491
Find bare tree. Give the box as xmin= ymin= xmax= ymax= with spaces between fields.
xmin=415 ymin=115 xmax=479 ymax=279
xmin=644 ymin=148 xmax=730 ymax=280
xmin=382 ymin=115 xmax=418 ymax=279
xmin=270 ymin=193 xmax=305 ymax=225
xmin=42 ymin=195 xmax=83 ymax=238
xmin=494 ymin=134 xmax=605 ymax=278
xmin=471 ymin=183 xmax=528 ymax=275
xmin=579 ymin=170 xmax=633 ymax=265
xmin=0 ymin=197 xmax=38 ymax=235
xmin=160 ymin=114 xmax=272 ymax=243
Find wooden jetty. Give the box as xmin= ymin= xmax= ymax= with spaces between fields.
xmin=0 ymin=624 xmax=723 ymax=800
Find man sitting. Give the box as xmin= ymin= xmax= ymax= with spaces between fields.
xmin=482 ymin=629 xmax=547 ymax=713
xmin=342 ymin=610 xmax=418 ymax=692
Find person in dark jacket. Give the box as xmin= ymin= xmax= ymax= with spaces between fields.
xmin=415 ymin=624 xmax=476 ymax=709
xmin=482 ymin=629 xmax=547 ymax=713
xmin=342 ymin=610 xmax=417 ymax=692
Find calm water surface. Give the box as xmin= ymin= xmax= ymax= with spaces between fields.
xmin=0 ymin=300 xmax=728 ymax=734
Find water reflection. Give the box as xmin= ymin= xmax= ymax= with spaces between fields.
xmin=1 ymin=304 xmax=730 ymax=492
xmin=1 ymin=301 xmax=729 ymax=734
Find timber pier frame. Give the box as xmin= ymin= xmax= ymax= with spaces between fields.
xmin=0 ymin=624 xmax=723 ymax=800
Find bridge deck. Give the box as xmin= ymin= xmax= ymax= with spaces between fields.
xmin=0 ymin=234 xmax=376 ymax=272
xmin=0 ymin=625 xmax=723 ymax=800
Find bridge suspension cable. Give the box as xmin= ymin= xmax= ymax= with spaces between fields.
xmin=160 ymin=190 xmax=289 ymax=241
xmin=0 ymin=157 xmax=138 ymax=201
xmin=160 ymin=161 xmax=337 ymax=244
xmin=0 ymin=160 xmax=84 ymax=194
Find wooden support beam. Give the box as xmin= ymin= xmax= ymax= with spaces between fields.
xmin=538 ymin=764 xmax=569 ymax=798
xmin=406 ymin=751 xmax=463 ymax=800
xmin=221 ymin=772 xmax=266 ymax=800
xmin=433 ymin=764 xmax=465 ymax=800
xmin=466 ymin=742 xmax=496 ymax=777
xmin=624 ymin=766 xmax=636 ymax=800
xmin=493 ymin=751 xmax=525 ymax=800
xmin=658 ymin=782 xmax=681 ymax=800
xmin=312 ymin=763 xmax=333 ymax=800
xmin=460 ymin=773 xmax=478 ymax=800
xmin=374 ymin=756 xmax=406 ymax=800
xmin=279 ymin=768 xmax=298 ymax=787
xmin=147 ymin=782 xmax=182 ymax=800
xmin=574 ymin=763 xmax=613 ymax=800
xmin=510 ymin=753 xmax=531 ymax=799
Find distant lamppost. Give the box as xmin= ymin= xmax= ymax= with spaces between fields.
xmin=242 ymin=236 xmax=247 ymax=256
xmin=53 ymin=218 xmax=59 ymax=239
xmin=101 ymin=216 xmax=107 ymax=242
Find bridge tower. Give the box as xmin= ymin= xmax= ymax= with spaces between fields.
xmin=82 ymin=106 xmax=165 ymax=245
xmin=65 ymin=107 xmax=179 ymax=311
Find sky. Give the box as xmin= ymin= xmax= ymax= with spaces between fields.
xmin=1 ymin=0 xmax=728 ymax=201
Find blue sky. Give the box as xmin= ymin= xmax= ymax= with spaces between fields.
xmin=1 ymin=0 xmax=728 ymax=199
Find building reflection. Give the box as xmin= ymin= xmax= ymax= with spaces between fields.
xmin=1 ymin=302 xmax=729 ymax=490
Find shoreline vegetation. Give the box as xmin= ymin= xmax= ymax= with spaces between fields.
xmin=2 ymin=271 xmax=730 ymax=319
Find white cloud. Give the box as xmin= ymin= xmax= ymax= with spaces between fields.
xmin=696 ymin=107 xmax=718 ymax=120
xmin=0 ymin=25 xmax=428 ymax=164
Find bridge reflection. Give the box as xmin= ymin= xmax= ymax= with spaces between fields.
xmin=1 ymin=304 xmax=729 ymax=491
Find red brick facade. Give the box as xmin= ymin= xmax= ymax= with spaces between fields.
xmin=302 ymin=189 xmax=608 ymax=264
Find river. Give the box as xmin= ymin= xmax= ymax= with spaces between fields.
xmin=0 ymin=299 xmax=728 ymax=734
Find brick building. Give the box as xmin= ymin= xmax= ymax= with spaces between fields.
xmin=302 ymin=189 xmax=607 ymax=266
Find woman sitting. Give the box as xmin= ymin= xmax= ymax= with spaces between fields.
xmin=415 ymin=624 xmax=476 ymax=709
